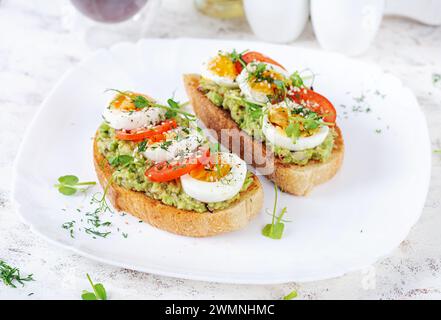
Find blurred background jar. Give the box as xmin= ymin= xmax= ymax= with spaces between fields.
xmin=243 ymin=0 xmax=309 ymax=43
xmin=65 ymin=0 xmax=159 ymax=48
xmin=194 ymin=0 xmax=244 ymax=19
xmin=311 ymin=0 xmax=385 ymax=56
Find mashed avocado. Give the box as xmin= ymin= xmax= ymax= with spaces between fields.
xmin=199 ymin=78 xmax=336 ymax=165
xmin=96 ymin=123 xmax=253 ymax=213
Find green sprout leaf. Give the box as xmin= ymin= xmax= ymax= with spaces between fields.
xmin=55 ymin=175 xmax=96 ymax=196
xmin=285 ymin=122 xmax=300 ymax=143
xmin=283 ymin=290 xmax=298 ymax=300
xmin=290 ymin=71 xmax=304 ymax=88
xmin=81 ymin=291 xmax=97 ymax=300
xmin=82 ymin=274 xmax=107 ymax=301
xmin=58 ymin=186 xmax=77 ymax=196
xmin=109 ymin=155 xmax=133 ymax=167
xmin=94 ymin=283 xmax=107 ymax=300
xmin=58 ymin=175 xmax=79 ymax=185
xmin=262 ymin=185 xmax=288 ymax=240
xmin=132 ymin=95 xmax=151 ymax=109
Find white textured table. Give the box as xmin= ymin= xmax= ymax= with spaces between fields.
xmin=1 ymin=0 xmax=440 ymax=300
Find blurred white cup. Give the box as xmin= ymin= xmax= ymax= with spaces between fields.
xmin=244 ymin=0 xmax=310 ymax=43
xmin=311 ymin=0 xmax=384 ymax=56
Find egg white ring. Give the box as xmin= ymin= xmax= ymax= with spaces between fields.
xmin=142 ymin=132 xmax=204 ymax=163
xmin=262 ymin=115 xmax=330 ymax=151
xmin=180 ymin=152 xmax=247 ymax=203
xmin=237 ymin=63 xmax=289 ymax=104
xmin=102 ymin=107 xmax=165 ymax=131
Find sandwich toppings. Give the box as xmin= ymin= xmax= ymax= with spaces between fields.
xmin=198 ymin=49 xmax=338 ymax=166
xmin=97 ymin=90 xmax=252 ymax=212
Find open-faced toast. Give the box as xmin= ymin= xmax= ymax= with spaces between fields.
xmin=184 ymin=74 xmax=344 ymax=196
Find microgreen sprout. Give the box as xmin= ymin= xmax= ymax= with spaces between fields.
xmin=228 ymin=49 xmax=248 ymax=68
xmin=55 ymin=175 xmax=96 ymax=196
xmin=105 ymin=89 xmax=196 ymax=121
xmin=81 ymin=274 xmax=107 ymax=300
xmin=283 ymin=290 xmax=298 ymax=300
xmin=262 ymin=184 xmax=289 ymax=240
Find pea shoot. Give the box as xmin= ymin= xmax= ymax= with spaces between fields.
xmin=82 ymin=274 xmax=107 ymax=300
xmin=55 ymin=175 xmax=96 ymax=196
xmin=109 ymin=155 xmax=133 ymax=167
xmin=228 ymin=49 xmax=248 ymax=68
xmin=262 ymin=184 xmax=289 ymax=240
xmin=283 ymin=290 xmax=298 ymax=300
xmin=105 ymin=89 xmax=196 ymax=121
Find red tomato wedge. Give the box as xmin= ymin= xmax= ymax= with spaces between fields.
xmin=235 ymin=51 xmax=286 ymax=74
xmin=145 ymin=148 xmax=211 ymax=183
xmin=115 ymin=119 xmax=177 ymax=142
xmin=289 ymin=89 xmax=337 ymax=123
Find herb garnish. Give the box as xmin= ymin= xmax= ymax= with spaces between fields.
xmin=210 ymin=142 xmax=222 ymax=178
xmin=109 ymin=155 xmax=133 ymax=167
xmin=160 ymin=140 xmax=173 ymax=151
xmin=290 ymin=71 xmax=304 ymax=88
xmin=433 ymin=73 xmax=441 ymax=87
xmin=106 ymin=89 xmax=195 ymax=121
xmin=0 ymin=260 xmax=34 ymax=288
xmin=62 ymin=221 xmax=76 ymax=238
xmin=82 ymin=274 xmax=107 ymax=300
xmin=55 ymin=175 xmax=96 ymax=196
xmin=262 ymin=184 xmax=288 ymax=240
xmin=85 ymin=178 xmax=113 ymax=238
xmin=138 ymin=140 xmax=148 ymax=152
xmin=283 ymin=290 xmax=298 ymax=300
xmin=228 ymin=49 xmax=248 ymax=68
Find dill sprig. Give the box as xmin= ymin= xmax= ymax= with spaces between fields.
xmin=85 ymin=176 xmax=114 ymax=239
xmin=0 ymin=260 xmax=34 ymax=288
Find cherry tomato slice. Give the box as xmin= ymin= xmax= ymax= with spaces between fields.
xmin=115 ymin=119 xmax=177 ymax=142
xmin=145 ymin=148 xmax=211 ymax=183
xmin=147 ymin=133 xmax=166 ymax=144
xmin=235 ymin=51 xmax=286 ymax=74
xmin=289 ymin=89 xmax=337 ymax=123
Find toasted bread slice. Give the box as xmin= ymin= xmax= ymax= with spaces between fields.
xmin=183 ymin=74 xmax=344 ymax=196
xmin=93 ymin=136 xmax=263 ymax=237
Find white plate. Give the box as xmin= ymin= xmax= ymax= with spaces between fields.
xmin=12 ymin=38 xmax=431 ymax=284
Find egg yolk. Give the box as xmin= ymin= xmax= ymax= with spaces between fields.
xmin=269 ymin=107 xmax=290 ymax=129
xmin=269 ymin=107 xmax=319 ymax=137
xmin=190 ymin=160 xmax=232 ymax=182
xmin=249 ymin=70 xmax=285 ymax=95
xmin=208 ymin=55 xmax=238 ymax=80
xmin=111 ymin=92 xmax=148 ymax=111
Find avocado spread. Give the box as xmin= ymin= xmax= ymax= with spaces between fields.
xmin=96 ymin=123 xmax=253 ymax=212
xmin=198 ymin=78 xmax=336 ymax=166
xmin=96 ymin=123 xmax=253 ymax=213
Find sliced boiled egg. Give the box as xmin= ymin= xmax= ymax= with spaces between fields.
xmin=202 ymin=53 xmax=239 ymax=88
xmin=142 ymin=128 xmax=204 ymax=163
xmin=102 ymin=92 xmax=165 ymax=130
xmin=262 ymin=102 xmax=330 ymax=151
xmin=237 ymin=62 xmax=289 ymax=104
xmin=180 ymin=152 xmax=247 ymax=203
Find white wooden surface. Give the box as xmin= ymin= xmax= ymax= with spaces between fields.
xmin=0 ymin=0 xmax=440 ymax=299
